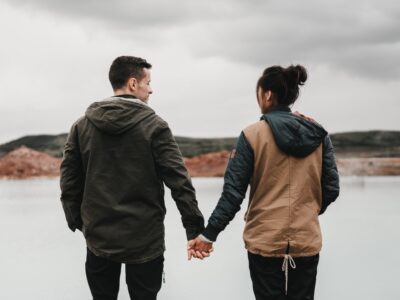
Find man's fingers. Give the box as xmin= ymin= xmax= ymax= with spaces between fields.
xmin=188 ymin=248 xmax=195 ymax=260
xmin=195 ymin=250 xmax=204 ymax=260
xmin=187 ymin=239 xmax=195 ymax=249
xmin=191 ymin=249 xmax=197 ymax=259
xmin=201 ymin=251 xmax=210 ymax=257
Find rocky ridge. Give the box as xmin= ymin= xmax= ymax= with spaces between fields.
xmin=1 ymin=130 xmax=400 ymax=178
xmin=0 ymin=146 xmax=61 ymax=179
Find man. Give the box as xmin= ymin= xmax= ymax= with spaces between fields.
xmin=60 ymin=56 xmax=205 ymax=300
xmin=189 ymin=65 xmax=340 ymax=299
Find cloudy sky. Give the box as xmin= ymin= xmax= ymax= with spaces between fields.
xmin=0 ymin=0 xmax=399 ymax=144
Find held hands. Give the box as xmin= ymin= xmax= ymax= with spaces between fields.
xmin=187 ymin=235 xmax=214 ymax=261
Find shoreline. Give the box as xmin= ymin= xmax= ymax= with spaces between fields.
xmin=1 ymin=149 xmax=399 ymax=179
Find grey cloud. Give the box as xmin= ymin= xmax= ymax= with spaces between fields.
xmin=181 ymin=0 xmax=400 ymax=79
xmin=5 ymin=0 xmax=246 ymax=28
xmin=6 ymin=0 xmax=400 ymax=79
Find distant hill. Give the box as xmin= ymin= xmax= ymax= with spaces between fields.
xmin=0 ymin=130 xmax=399 ymax=158
xmin=0 ymin=134 xmax=236 ymax=158
xmin=0 ymin=134 xmax=67 ymax=158
xmin=330 ymin=131 xmax=400 ymax=158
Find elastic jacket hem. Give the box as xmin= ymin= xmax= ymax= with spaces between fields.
xmin=87 ymin=244 xmax=165 ymax=264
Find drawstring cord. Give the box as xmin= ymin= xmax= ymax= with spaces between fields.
xmin=282 ymin=254 xmax=296 ymax=295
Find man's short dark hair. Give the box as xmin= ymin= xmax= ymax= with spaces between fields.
xmin=108 ymin=56 xmax=152 ymax=90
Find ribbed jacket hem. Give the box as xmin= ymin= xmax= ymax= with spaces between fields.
xmin=202 ymin=223 xmax=221 ymax=242
xmin=87 ymin=244 xmax=165 ymax=264
xmin=246 ymin=245 xmax=321 ymax=258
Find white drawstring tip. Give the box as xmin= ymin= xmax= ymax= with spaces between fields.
xmin=282 ymin=254 xmax=296 ymax=295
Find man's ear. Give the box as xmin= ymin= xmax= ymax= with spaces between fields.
xmin=128 ymin=77 xmax=138 ymax=91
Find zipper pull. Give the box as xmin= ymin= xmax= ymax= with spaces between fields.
xmin=162 ymin=270 xmax=166 ymax=284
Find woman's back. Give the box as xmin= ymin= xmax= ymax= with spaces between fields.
xmin=243 ymin=108 xmax=326 ymax=257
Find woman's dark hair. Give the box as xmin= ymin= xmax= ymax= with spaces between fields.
xmin=256 ymin=64 xmax=307 ymax=106
xmin=109 ymin=56 xmax=152 ymax=90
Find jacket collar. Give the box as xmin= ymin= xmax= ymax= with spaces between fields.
xmin=111 ymin=94 xmax=148 ymax=106
xmin=260 ymin=106 xmax=292 ymax=120
xmin=112 ymin=94 xmax=137 ymax=99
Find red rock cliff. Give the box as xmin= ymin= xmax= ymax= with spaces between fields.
xmin=1 ymin=146 xmax=400 ymax=179
xmin=184 ymin=151 xmax=231 ymax=177
xmin=0 ymin=146 xmax=61 ymax=179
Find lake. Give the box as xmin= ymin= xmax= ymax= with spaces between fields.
xmin=0 ymin=177 xmax=399 ymax=299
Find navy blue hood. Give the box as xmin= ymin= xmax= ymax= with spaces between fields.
xmin=262 ymin=107 xmax=327 ymax=158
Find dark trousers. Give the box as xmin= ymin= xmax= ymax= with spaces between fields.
xmin=85 ymin=248 xmax=164 ymax=300
xmin=248 ymin=252 xmax=319 ymax=300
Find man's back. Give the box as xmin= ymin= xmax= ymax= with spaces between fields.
xmin=60 ymin=55 xmax=205 ymax=300
xmin=61 ymin=96 xmax=204 ymax=263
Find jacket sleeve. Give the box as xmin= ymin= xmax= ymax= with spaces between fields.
xmin=60 ymin=123 xmax=85 ymax=232
xmin=202 ymin=131 xmax=254 ymax=242
xmin=151 ymin=121 xmax=205 ymax=240
xmin=320 ymin=135 xmax=340 ymax=215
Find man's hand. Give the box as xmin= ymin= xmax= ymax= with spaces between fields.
xmin=187 ymin=236 xmax=213 ymax=260
xmin=293 ymin=111 xmax=316 ymax=123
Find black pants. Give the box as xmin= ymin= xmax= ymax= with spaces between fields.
xmin=85 ymin=248 xmax=164 ymax=300
xmin=248 ymin=252 xmax=319 ymax=300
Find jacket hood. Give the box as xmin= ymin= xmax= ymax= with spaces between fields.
xmin=262 ymin=107 xmax=327 ymax=158
xmin=85 ymin=96 xmax=155 ymax=135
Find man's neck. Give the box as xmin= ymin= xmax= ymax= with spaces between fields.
xmin=113 ymin=89 xmax=136 ymax=97
xmin=113 ymin=94 xmax=137 ymax=99
xmin=112 ymin=94 xmax=148 ymax=106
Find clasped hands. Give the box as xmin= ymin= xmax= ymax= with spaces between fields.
xmin=187 ymin=235 xmax=213 ymax=260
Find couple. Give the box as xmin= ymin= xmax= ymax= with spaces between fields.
xmin=60 ymin=56 xmax=340 ymax=300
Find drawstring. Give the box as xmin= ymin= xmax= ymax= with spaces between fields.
xmin=282 ymin=254 xmax=296 ymax=295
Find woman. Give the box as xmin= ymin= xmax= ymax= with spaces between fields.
xmin=189 ymin=65 xmax=340 ymax=299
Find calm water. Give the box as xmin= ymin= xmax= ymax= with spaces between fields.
xmin=0 ymin=177 xmax=399 ymax=299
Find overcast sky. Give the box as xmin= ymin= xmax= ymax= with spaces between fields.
xmin=0 ymin=0 xmax=399 ymax=144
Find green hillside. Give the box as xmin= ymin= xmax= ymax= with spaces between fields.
xmin=330 ymin=131 xmax=400 ymax=157
xmin=0 ymin=134 xmax=236 ymax=158
xmin=1 ymin=130 xmax=399 ymax=158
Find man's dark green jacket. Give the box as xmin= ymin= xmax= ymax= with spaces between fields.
xmin=60 ymin=95 xmax=204 ymax=263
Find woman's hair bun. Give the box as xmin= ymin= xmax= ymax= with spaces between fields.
xmin=257 ymin=64 xmax=308 ymax=106
xmin=285 ymin=65 xmax=307 ymax=86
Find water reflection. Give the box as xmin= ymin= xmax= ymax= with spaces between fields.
xmin=0 ymin=177 xmax=399 ymax=299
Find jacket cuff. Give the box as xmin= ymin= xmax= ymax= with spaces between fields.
xmin=186 ymin=226 xmax=204 ymax=241
xmin=202 ymin=223 xmax=221 ymax=242
xmin=198 ymin=234 xmax=213 ymax=243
